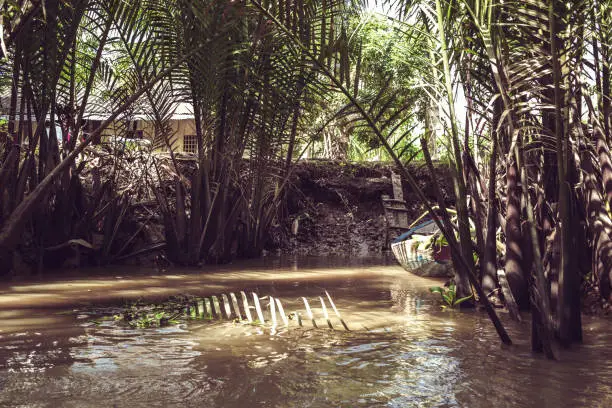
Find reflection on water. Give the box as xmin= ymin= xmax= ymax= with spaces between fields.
xmin=0 ymin=256 xmax=611 ymax=407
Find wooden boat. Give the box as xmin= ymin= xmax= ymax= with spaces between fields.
xmin=381 ymin=172 xmax=453 ymax=277
xmin=390 ymin=218 xmax=453 ymax=277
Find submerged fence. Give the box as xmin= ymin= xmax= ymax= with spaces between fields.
xmin=187 ymin=290 xmax=349 ymax=331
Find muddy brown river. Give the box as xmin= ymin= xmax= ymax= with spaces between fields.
xmin=0 ymin=256 xmax=611 ymax=407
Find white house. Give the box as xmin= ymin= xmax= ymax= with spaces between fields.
xmin=1 ymin=96 xmax=199 ymax=154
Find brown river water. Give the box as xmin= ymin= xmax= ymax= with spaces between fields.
xmin=0 ymin=256 xmax=611 ymax=407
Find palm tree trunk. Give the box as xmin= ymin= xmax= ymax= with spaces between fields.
xmin=551 ymin=0 xmax=582 ymax=346
xmin=504 ymin=159 xmax=529 ymax=308
xmin=435 ymin=0 xmax=476 ymax=300
xmin=482 ymin=98 xmax=501 ymax=295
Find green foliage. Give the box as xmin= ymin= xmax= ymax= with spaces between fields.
xmin=300 ymin=12 xmax=427 ymax=162
xmin=345 ymin=14 xmax=426 ymax=161
xmin=116 ymin=310 xmax=180 ymax=328
xmin=108 ymin=296 xmax=207 ymax=328
xmin=429 ymin=284 xmax=472 ymax=309
xmin=434 ymin=233 xmax=448 ymax=249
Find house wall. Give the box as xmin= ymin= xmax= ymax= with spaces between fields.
xmin=7 ymin=118 xmax=198 ymax=153
xmin=153 ymin=119 xmax=197 ymax=153
xmin=99 ymin=118 xmax=197 ymax=153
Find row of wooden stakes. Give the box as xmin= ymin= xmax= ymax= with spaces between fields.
xmin=186 ymin=290 xmax=349 ymax=331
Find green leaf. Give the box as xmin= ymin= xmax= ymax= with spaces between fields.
xmin=453 ymin=295 xmax=473 ymax=306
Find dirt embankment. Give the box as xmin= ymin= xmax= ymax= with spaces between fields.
xmin=271 ymin=160 xmax=455 ymax=257
xmin=13 ymin=156 xmax=453 ymax=273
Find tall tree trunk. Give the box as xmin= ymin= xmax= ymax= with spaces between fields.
xmin=601 ymin=36 xmax=611 ymax=145
xmin=482 ymin=99 xmax=501 ymax=295
xmin=504 ymin=159 xmax=529 ymax=308
xmin=551 ymin=0 xmax=582 ymax=346
xmin=581 ymin=123 xmax=612 ymax=300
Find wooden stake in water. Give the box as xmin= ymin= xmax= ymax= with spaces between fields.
xmin=325 ymin=290 xmax=350 ymax=331
xmin=204 ymin=298 xmax=213 ymax=319
xmin=275 ymin=298 xmax=289 ymax=326
xmin=296 ymin=312 xmax=303 ymax=327
xmin=269 ymin=296 xmax=278 ymax=328
xmin=252 ymin=293 xmax=266 ymax=324
xmin=193 ymin=301 xmax=199 ymax=317
xmin=211 ymin=296 xmax=221 ymax=319
xmin=230 ymin=292 xmax=242 ymax=320
xmin=319 ymin=296 xmax=333 ymax=329
xmin=302 ymin=297 xmax=318 ymax=328
xmin=197 ymin=299 xmax=204 ymax=317
xmin=221 ymin=294 xmax=232 ymax=319
xmin=241 ymin=291 xmax=253 ymax=323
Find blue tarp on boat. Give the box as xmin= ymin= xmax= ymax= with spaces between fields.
xmin=392 ymin=219 xmax=436 ymax=244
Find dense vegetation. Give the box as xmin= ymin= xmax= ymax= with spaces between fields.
xmin=0 ymin=0 xmax=611 ymax=358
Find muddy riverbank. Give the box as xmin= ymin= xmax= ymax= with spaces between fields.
xmin=4 ymin=157 xmax=453 ymax=276
xmin=273 ymin=160 xmax=454 ymax=257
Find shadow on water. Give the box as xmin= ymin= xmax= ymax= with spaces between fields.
xmin=0 ymin=255 xmax=611 ymax=407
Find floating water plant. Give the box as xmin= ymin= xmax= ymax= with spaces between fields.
xmin=429 ymin=284 xmax=473 ymax=309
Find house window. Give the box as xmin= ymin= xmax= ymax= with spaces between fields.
xmin=125 ymin=120 xmax=143 ymax=139
xmin=183 ymin=134 xmax=197 ymax=153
